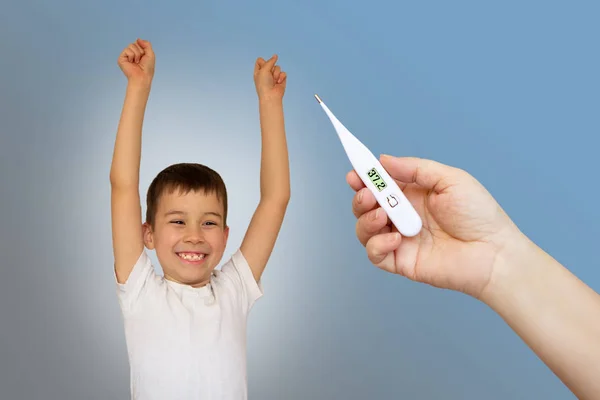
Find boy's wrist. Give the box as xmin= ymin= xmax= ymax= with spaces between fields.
xmin=258 ymin=95 xmax=283 ymax=106
xmin=127 ymin=78 xmax=152 ymax=93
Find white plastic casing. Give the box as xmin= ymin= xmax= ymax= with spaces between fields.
xmin=318 ymin=98 xmax=422 ymax=237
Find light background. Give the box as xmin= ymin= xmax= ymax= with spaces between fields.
xmin=1 ymin=0 xmax=599 ymax=399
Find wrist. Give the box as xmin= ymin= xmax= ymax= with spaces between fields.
xmin=479 ymin=229 xmax=545 ymax=309
xmin=127 ymin=78 xmax=152 ymax=93
xmin=258 ymin=94 xmax=283 ymax=106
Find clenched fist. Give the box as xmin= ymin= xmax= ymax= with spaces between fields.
xmin=118 ymin=39 xmax=155 ymax=86
xmin=254 ymin=54 xmax=287 ymax=101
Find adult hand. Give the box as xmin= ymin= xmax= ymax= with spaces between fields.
xmin=348 ymin=155 xmax=520 ymax=299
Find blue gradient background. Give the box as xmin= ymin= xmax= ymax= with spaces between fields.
xmin=1 ymin=0 xmax=598 ymax=399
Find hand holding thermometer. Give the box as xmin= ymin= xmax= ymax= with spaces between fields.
xmin=315 ymin=94 xmax=423 ymax=237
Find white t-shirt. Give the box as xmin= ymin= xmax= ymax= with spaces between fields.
xmin=115 ymin=248 xmax=263 ymax=400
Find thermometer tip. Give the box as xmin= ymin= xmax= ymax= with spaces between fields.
xmin=314 ymin=94 xmax=322 ymax=103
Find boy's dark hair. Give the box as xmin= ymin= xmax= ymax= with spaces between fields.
xmin=146 ymin=163 xmax=228 ymax=227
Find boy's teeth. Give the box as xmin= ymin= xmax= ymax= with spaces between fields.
xmin=179 ymin=253 xmax=205 ymax=261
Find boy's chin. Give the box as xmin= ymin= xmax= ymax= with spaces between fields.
xmin=169 ymin=261 xmax=215 ymax=285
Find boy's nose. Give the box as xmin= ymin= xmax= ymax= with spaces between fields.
xmin=184 ymin=228 xmax=205 ymax=243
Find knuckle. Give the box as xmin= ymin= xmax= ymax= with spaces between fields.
xmin=367 ymin=252 xmax=379 ymax=265
xmin=366 ymin=245 xmax=380 ymax=264
xmin=352 ymin=203 xmax=364 ymax=219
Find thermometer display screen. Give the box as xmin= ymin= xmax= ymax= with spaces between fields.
xmin=367 ymin=167 xmax=387 ymax=192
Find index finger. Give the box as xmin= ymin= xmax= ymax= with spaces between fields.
xmin=254 ymin=57 xmax=266 ymax=73
xmin=346 ymin=170 xmax=365 ymax=192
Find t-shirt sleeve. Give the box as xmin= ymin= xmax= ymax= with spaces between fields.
xmin=114 ymin=250 xmax=157 ymax=313
xmin=218 ymin=248 xmax=263 ymax=313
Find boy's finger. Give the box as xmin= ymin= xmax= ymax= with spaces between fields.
xmin=136 ymin=39 xmax=154 ymax=55
xmin=123 ymin=49 xmax=135 ymax=62
xmin=131 ymin=43 xmax=143 ymax=63
xmin=278 ymin=71 xmax=286 ymax=84
xmin=254 ymin=57 xmax=265 ymax=74
xmin=118 ymin=48 xmax=129 ymax=61
xmin=133 ymin=42 xmax=145 ymax=54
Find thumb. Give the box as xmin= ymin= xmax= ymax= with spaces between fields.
xmin=137 ymin=38 xmax=154 ymax=54
xmin=380 ymin=155 xmax=460 ymax=193
xmin=263 ymin=54 xmax=278 ymax=71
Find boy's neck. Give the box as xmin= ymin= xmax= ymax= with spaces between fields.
xmin=164 ymin=274 xmax=211 ymax=288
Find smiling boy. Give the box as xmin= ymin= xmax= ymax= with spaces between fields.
xmin=110 ymin=38 xmax=290 ymax=399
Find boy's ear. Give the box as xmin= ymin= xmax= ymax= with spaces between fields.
xmin=143 ymin=222 xmax=155 ymax=250
xmin=223 ymin=226 xmax=230 ymax=243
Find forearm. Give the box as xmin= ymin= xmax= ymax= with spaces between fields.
xmin=110 ymin=82 xmax=151 ymax=188
xmin=257 ymin=97 xmax=290 ymax=203
xmin=483 ymin=234 xmax=600 ymax=399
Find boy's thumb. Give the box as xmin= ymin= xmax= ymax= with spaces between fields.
xmin=137 ymin=38 xmax=152 ymax=50
xmin=264 ymin=54 xmax=278 ymax=69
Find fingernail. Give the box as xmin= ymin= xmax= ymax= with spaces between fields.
xmin=371 ymin=208 xmax=380 ymax=220
xmin=357 ymin=189 xmax=364 ymax=203
xmin=390 ymin=232 xmax=400 ymax=241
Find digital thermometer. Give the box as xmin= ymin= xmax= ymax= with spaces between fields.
xmin=315 ymin=94 xmax=422 ymax=237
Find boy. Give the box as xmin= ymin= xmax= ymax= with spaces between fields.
xmin=110 ymin=38 xmax=290 ymax=399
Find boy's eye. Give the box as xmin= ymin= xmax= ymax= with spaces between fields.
xmin=204 ymin=221 xmax=217 ymax=226
xmin=170 ymin=220 xmax=184 ymax=225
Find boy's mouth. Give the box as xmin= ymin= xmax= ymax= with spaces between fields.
xmin=176 ymin=252 xmax=207 ymax=263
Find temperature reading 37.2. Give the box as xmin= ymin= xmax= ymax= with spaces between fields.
xmin=367 ymin=167 xmax=387 ymax=191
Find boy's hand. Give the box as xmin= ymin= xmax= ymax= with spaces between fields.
xmin=118 ymin=39 xmax=155 ymax=86
xmin=254 ymin=55 xmax=287 ymax=101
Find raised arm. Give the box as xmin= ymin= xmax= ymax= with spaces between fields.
xmin=110 ymin=39 xmax=155 ymax=283
xmin=240 ymin=55 xmax=291 ymax=282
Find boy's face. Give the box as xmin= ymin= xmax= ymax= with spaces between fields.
xmin=143 ymin=188 xmax=229 ymax=287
